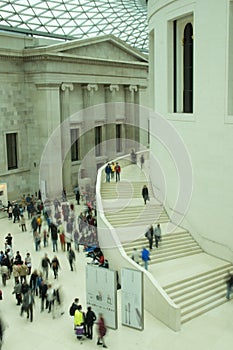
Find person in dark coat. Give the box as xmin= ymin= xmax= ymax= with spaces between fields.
xmin=50 ymin=223 xmax=58 ymax=252
xmin=85 ymin=306 xmax=96 ymax=339
xmin=5 ymin=233 xmax=13 ymax=248
xmin=12 ymin=205 xmax=20 ymax=223
xmin=145 ymin=225 xmax=154 ymax=250
xmin=105 ymin=163 xmax=111 ymax=183
xmin=20 ymin=289 xmax=34 ymax=322
xmin=74 ymin=185 xmax=81 ymax=205
xmin=142 ymin=184 xmax=149 ymax=204
xmin=67 ymin=247 xmax=76 ymax=271
xmin=40 ymin=280 xmax=48 ymax=312
xmin=51 ymin=256 xmax=60 ymax=279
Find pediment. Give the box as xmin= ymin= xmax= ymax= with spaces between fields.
xmin=50 ymin=35 xmax=148 ymax=63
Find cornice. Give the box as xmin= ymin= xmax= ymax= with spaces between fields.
xmin=0 ymin=51 xmax=148 ymax=68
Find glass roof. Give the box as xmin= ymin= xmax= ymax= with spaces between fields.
xmin=0 ymin=0 xmax=148 ymax=53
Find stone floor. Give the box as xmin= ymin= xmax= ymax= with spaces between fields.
xmin=0 ymin=204 xmax=233 ymax=350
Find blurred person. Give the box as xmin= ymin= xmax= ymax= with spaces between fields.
xmin=131 ymin=248 xmax=140 ymax=264
xmin=67 ymin=247 xmax=76 ymax=271
xmin=97 ymin=313 xmax=107 ymax=348
xmin=51 ymin=256 xmax=60 ymax=279
xmin=154 ymin=223 xmax=162 ymax=248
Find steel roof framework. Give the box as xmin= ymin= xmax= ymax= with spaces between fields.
xmin=0 ymin=0 xmax=148 ymax=52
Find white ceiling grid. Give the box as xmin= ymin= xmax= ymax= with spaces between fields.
xmin=0 ymin=0 xmax=148 ymax=52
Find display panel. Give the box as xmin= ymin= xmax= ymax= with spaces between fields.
xmin=121 ymin=268 xmax=144 ymax=330
xmin=86 ymin=264 xmax=117 ymax=329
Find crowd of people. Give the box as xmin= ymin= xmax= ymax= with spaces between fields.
xmin=69 ymin=297 xmax=107 ymax=347
xmin=130 ymin=223 xmax=162 ymax=271
xmin=105 ymin=161 xmax=121 ymax=183
xmin=0 ymin=187 xmax=111 ymax=348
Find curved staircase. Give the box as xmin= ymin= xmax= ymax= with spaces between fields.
xmin=99 ymin=159 xmax=233 ymax=326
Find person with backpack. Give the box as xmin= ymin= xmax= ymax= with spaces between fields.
xmin=145 ymin=225 xmax=154 ymax=250
xmin=69 ymin=298 xmax=79 ymax=316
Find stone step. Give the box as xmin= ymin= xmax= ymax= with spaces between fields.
xmin=181 ymin=295 xmax=228 ymax=324
xmin=101 ymin=181 xmax=154 ymax=199
xmin=177 ymin=284 xmax=226 ymax=308
xmin=151 ymin=242 xmax=201 ymax=257
xmin=164 ymin=264 xmax=232 ymax=292
xmin=181 ymin=290 xmax=227 ymax=317
xmin=122 ymin=231 xmax=191 ymax=245
xmin=124 ymin=234 xmax=199 ymax=252
xmin=106 ymin=214 xmax=170 ymax=227
xmin=150 ymin=248 xmax=203 ymax=264
xmin=123 ymin=237 xmax=196 ymax=252
xmin=167 ymin=271 xmax=230 ymax=299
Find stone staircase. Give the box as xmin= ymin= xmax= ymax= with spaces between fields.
xmin=99 ymin=161 xmax=233 ymax=325
xmin=163 ymin=263 xmax=233 ymax=324
xmin=101 ymin=180 xmax=154 ymax=200
xmin=123 ymin=230 xmax=203 ymax=264
xmin=104 ymin=204 xmax=169 ymax=227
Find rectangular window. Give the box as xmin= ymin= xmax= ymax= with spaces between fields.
xmin=6 ymin=133 xmax=18 ymax=170
xmin=70 ymin=128 xmax=80 ymax=161
xmin=173 ymin=16 xmax=193 ymax=113
xmin=116 ymin=124 xmax=122 ymax=153
xmin=95 ymin=126 xmax=102 ymax=157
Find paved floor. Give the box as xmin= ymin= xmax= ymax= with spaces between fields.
xmin=0 ymin=202 xmax=233 ymax=350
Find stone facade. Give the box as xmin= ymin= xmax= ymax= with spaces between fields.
xmin=0 ymin=32 xmax=148 ymax=201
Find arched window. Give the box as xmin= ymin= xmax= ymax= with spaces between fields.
xmin=183 ymin=23 xmax=193 ymax=113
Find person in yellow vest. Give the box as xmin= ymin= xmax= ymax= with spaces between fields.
xmin=110 ymin=162 xmax=115 ymax=180
xmin=37 ymin=215 xmax=42 ymax=234
xmin=74 ymin=305 xmax=85 ymax=340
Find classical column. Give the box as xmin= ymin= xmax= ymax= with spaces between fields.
xmin=60 ymin=83 xmax=74 ymax=195
xmin=105 ymin=84 xmax=120 ymax=159
xmin=36 ymin=83 xmax=63 ymax=201
xmin=124 ymin=85 xmax=139 ymax=151
xmin=81 ymin=84 xmax=98 ymax=183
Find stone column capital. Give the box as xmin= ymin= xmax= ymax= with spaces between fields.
xmin=127 ymin=85 xmax=138 ymax=93
xmin=82 ymin=84 xmax=98 ymax=92
xmin=109 ymin=84 xmax=119 ymax=92
xmin=61 ymin=83 xmax=74 ymax=92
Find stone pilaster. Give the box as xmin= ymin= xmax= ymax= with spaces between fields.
xmin=36 ymin=83 xmax=63 ymax=201
xmin=105 ymin=84 xmax=120 ymax=159
xmin=124 ymin=85 xmax=139 ymax=151
xmin=60 ymin=83 xmax=74 ymax=194
xmin=81 ymin=84 xmax=98 ymax=182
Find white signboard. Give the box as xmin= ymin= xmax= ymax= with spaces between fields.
xmin=121 ymin=268 xmax=144 ymax=330
xmin=86 ymin=264 xmax=117 ymax=329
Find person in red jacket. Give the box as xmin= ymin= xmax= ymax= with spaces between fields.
xmin=115 ymin=162 xmax=121 ymax=182
xmin=97 ymin=313 xmax=107 ymax=348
